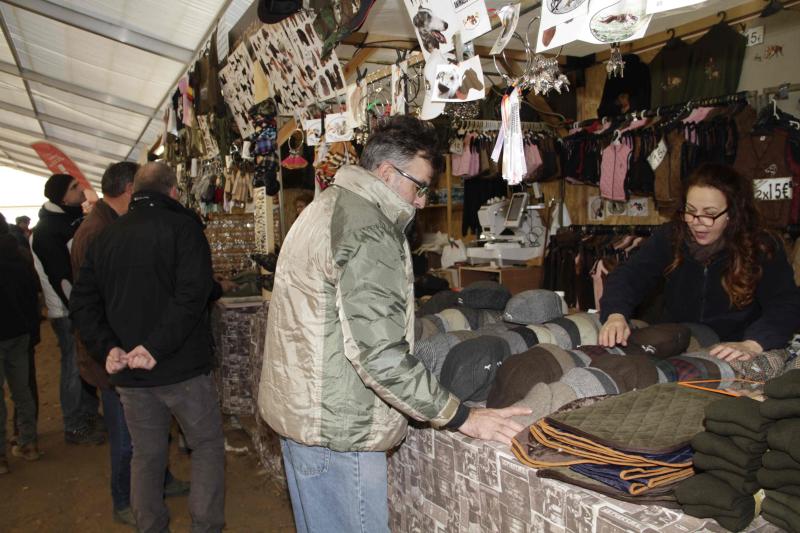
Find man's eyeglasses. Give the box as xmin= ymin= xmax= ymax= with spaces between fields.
xmin=390 ymin=164 xmax=430 ymax=198
xmin=679 ymin=208 xmax=728 ymax=227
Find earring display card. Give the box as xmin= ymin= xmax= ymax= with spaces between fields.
xmin=249 ymin=10 xmax=345 ymax=115
xmin=218 ymin=42 xmax=256 ymax=138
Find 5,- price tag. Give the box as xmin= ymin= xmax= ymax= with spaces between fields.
xmin=753 ymin=177 xmax=793 ymax=200
xmin=742 ymin=26 xmax=764 ymax=47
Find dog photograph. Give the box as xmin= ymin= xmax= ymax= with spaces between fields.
xmin=404 ymin=0 xmax=491 ymax=59
xmin=431 ymin=55 xmax=485 ymax=102
xmin=413 ymin=6 xmax=449 ymax=53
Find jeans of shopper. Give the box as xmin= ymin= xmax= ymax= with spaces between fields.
xmin=280 ymin=437 xmax=389 ymax=533
xmin=0 ymin=334 xmax=37 ymax=456
xmin=118 ymin=373 xmax=224 ymax=533
xmin=50 ymin=317 xmax=87 ymax=432
xmin=101 ymin=388 xmax=176 ymax=512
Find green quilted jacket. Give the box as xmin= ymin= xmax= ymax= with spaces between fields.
xmin=258 ymin=165 xmax=460 ymax=451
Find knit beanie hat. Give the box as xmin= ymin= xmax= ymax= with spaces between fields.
xmin=458 ymin=280 xmax=512 ymax=310
xmin=44 ymin=173 xmax=75 ymax=204
xmin=503 ymin=289 xmax=567 ymax=325
xmin=439 ymin=335 xmax=512 ymax=402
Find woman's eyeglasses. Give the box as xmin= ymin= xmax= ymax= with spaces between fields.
xmin=390 ymin=164 xmax=429 ymax=198
xmin=679 ymin=208 xmax=728 ymax=227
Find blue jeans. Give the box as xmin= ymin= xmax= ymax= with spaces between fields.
xmin=280 ymin=437 xmax=389 ymax=533
xmin=101 ymin=388 xmax=175 ymax=511
xmin=50 ymin=317 xmax=84 ymax=432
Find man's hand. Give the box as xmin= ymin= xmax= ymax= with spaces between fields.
xmin=709 ymin=340 xmax=763 ymax=362
xmin=457 ymin=406 xmax=531 ymax=445
xmin=599 ymin=313 xmax=630 ymax=347
xmin=127 ymin=345 xmax=157 ymax=370
xmin=106 ymin=347 xmax=128 ymax=374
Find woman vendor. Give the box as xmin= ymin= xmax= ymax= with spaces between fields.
xmin=599 ymin=163 xmax=800 ymax=362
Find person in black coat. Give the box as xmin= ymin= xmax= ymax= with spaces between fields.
xmin=599 ymin=163 xmax=800 ymax=362
xmin=70 ymin=162 xmax=224 ymax=532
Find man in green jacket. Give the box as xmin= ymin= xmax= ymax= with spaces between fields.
xmin=259 ymin=116 xmax=527 ymax=532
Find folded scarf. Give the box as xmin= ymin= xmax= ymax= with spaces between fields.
xmin=761 ymin=449 xmax=800 ymax=471
xmin=704 ymin=396 xmax=772 ymax=433
xmin=707 ymin=470 xmax=760 ymax=495
xmin=764 ymin=368 xmax=800 ymax=399
xmin=675 ymin=473 xmax=755 ymax=532
xmin=766 ymin=418 xmax=800 ymax=463
xmin=692 ymin=451 xmax=758 ymax=478
xmin=690 ymin=432 xmax=762 ymax=471
xmin=704 ymin=420 xmax=766 ymax=442
xmin=757 ymin=466 xmax=800 ymax=490
xmin=759 ymin=397 xmax=800 ymax=420
xmin=762 ymin=493 xmax=800 ymax=533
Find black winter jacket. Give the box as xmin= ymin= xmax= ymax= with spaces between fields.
xmin=31 ymin=202 xmax=83 ymax=307
xmin=600 ymin=223 xmax=800 ymax=350
xmin=0 ymin=235 xmax=39 ymax=341
xmin=70 ymin=191 xmax=214 ymax=387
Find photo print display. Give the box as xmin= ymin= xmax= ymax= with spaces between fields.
xmin=324 ymin=112 xmax=354 ymax=142
xmin=431 ymin=55 xmax=485 ymax=102
xmin=249 ymin=10 xmax=346 ymax=115
xmin=403 ymin=0 xmax=491 ymax=60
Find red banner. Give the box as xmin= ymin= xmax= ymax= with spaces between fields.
xmin=31 ymin=142 xmax=98 ymax=201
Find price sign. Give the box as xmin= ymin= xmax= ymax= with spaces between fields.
xmin=742 ymin=26 xmax=764 ymax=47
xmin=754 ymin=177 xmax=793 ymax=200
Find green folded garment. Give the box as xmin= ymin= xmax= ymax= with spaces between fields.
xmin=704 ymin=420 xmax=766 ymax=442
xmin=728 ymin=435 xmax=768 ymax=456
xmin=707 ymin=470 xmax=760 ymax=496
xmin=760 ymin=397 xmax=800 ymax=420
xmin=693 ymin=451 xmax=759 ymax=478
xmin=761 ymin=450 xmax=800 ymax=471
xmin=764 ymin=369 xmax=800 ymax=399
xmin=690 ymin=432 xmax=762 ymax=471
xmin=763 ymin=513 xmax=793 ymax=533
xmin=757 ymin=466 xmax=800 ymax=490
xmin=675 ymin=473 xmax=755 ymax=532
xmin=767 ymin=418 xmax=800 ymax=462
xmin=704 ymin=396 xmax=772 ymax=433
xmin=763 ymin=492 xmax=800 ymax=533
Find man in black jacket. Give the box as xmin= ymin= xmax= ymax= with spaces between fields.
xmin=70 ymin=162 xmax=224 ymax=533
xmin=31 ymin=173 xmax=104 ymax=445
xmin=0 ymin=214 xmax=41 ymax=473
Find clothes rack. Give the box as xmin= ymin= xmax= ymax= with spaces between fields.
xmin=562 ymin=224 xmax=657 ymax=237
xmin=456 ymin=119 xmax=556 ymax=132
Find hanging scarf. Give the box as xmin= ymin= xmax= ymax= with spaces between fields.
xmin=492 ymin=87 xmax=526 ymax=185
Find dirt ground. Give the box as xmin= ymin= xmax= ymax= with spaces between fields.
xmin=0 ymin=323 xmax=295 ymax=532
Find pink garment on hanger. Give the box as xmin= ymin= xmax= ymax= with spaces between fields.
xmin=451 ymin=134 xmax=473 ymax=176
xmin=468 ymin=137 xmax=481 ymax=176
xmin=525 ymin=142 xmax=543 ymax=177
xmin=599 ymin=141 xmax=631 ymax=201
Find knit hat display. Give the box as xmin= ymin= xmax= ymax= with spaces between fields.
xmin=413 ymin=330 xmax=479 ymax=378
xmin=503 ymin=289 xmax=567 ymax=325
xmin=439 ymin=335 xmax=512 ymax=402
xmin=457 ymin=280 xmax=511 ymax=310
xmin=44 ymin=173 xmax=76 ymax=204
xmin=627 ymin=323 xmax=691 ymax=359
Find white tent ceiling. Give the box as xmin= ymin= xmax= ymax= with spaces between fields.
xmin=0 ymin=0 xmax=779 ymax=188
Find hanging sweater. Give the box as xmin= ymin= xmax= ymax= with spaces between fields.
xmin=684 ymin=22 xmax=746 ymax=100
xmin=649 ymin=37 xmax=691 ymax=107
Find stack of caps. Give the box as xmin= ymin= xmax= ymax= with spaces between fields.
xmin=758 ymin=369 xmax=800 ymax=533
xmin=675 ymin=396 xmax=771 ymax=532
xmin=512 ymin=383 xmax=722 ymax=506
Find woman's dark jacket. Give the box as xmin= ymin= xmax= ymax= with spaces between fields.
xmin=600 ymin=222 xmax=800 ymax=350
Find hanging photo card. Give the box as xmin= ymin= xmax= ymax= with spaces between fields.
xmin=537 ymin=0 xmax=589 ymax=52
xmin=346 ymin=83 xmax=366 ymax=128
xmin=402 ymin=0 xmax=491 ymax=60
xmin=582 ymin=0 xmax=652 ymax=44
xmin=420 ymin=49 xmax=449 ymax=119
xmin=489 ymin=3 xmax=520 ymax=55
xmin=324 ymin=113 xmax=353 ymax=142
xmin=391 ymin=61 xmax=408 ymax=116
xmin=431 ymin=55 xmax=485 ymax=102
xmin=303 ymin=119 xmax=322 ymax=146
xmin=646 ymin=0 xmax=704 ymax=15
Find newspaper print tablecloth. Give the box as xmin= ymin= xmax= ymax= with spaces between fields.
xmin=387 ymin=425 xmax=781 ymax=533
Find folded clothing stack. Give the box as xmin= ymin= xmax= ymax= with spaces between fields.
xmin=675 ymin=396 xmax=771 ymax=531
xmin=512 ymin=383 xmax=721 ymax=505
xmin=759 ymin=369 xmax=800 ymax=533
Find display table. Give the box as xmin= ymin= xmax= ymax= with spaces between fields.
xmin=387 ymin=424 xmax=778 ymax=533
xmin=459 ymin=265 xmax=543 ymax=294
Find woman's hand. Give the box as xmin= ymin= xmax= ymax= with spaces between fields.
xmin=709 ymin=340 xmax=763 ymax=362
xmin=599 ymin=313 xmax=630 ymax=347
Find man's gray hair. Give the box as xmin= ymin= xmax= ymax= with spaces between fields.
xmin=359 ymin=115 xmax=443 ymax=173
xmin=102 ymin=161 xmax=139 ymax=197
xmin=133 ymin=162 xmax=178 ymax=195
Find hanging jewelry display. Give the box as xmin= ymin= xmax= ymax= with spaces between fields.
xmin=606 ymin=42 xmax=625 ymax=78
xmin=281 ymin=129 xmax=309 ymax=169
